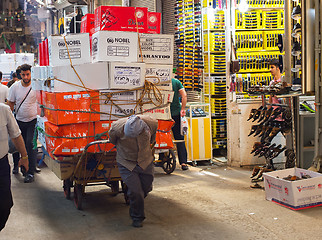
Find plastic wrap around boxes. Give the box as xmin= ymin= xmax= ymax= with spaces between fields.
xmin=263 ymin=168 xmax=322 ymax=210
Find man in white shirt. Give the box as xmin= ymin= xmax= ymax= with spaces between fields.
xmin=0 ymin=103 xmax=29 ymax=231
xmin=0 ymin=71 xmax=9 ymax=103
xmin=7 ymin=64 xmax=38 ymax=183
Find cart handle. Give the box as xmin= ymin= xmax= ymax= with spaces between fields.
xmin=84 ymin=139 xmax=112 ymax=151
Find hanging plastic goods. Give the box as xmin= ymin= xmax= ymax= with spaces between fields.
xmin=180 ymin=116 xmax=188 ymax=136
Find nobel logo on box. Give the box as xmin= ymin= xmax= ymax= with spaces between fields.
xmin=48 ymin=34 xmax=91 ymax=67
xmin=92 ymin=31 xmax=138 ymax=63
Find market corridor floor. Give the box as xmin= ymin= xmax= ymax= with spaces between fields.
xmin=2 ymin=158 xmax=322 ymax=240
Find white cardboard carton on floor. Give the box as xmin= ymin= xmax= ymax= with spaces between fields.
xmin=263 ymin=168 xmax=322 ymax=210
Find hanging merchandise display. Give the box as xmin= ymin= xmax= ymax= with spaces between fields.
xmin=203 ymin=1 xmax=227 ymax=150
xmin=231 ymin=0 xmax=286 ymax=100
xmin=175 ymin=0 xmax=203 ymax=92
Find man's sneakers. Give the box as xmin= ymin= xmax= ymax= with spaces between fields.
xmin=24 ymin=174 xmax=34 ymax=183
xmin=132 ymin=220 xmax=143 ymax=228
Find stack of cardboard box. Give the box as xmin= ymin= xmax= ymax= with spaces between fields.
xmin=32 ymin=6 xmax=174 ymax=158
xmin=0 ymin=53 xmax=34 ymax=82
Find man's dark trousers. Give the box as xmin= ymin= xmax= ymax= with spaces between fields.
xmin=0 ymin=155 xmax=13 ymax=231
xmin=172 ymin=114 xmax=188 ymax=165
xmin=117 ymin=163 xmax=154 ymax=221
xmin=13 ymin=119 xmax=37 ymax=174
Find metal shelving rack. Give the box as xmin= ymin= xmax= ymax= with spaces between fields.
xmin=231 ymin=0 xmax=285 ymax=102
xmin=202 ymin=0 xmax=228 ymax=150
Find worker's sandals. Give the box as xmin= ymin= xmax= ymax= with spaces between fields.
xmin=181 ymin=164 xmax=189 ymax=170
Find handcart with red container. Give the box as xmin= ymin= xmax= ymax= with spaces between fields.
xmin=153 ymin=119 xmax=177 ymax=174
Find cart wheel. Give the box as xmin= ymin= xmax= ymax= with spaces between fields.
xmin=74 ymin=184 xmax=83 ymax=210
xmin=121 ymin=181 xmax=130 ymax=205
xmin=63 ymin=179 xmax=72 ymax=200
xmin=110 ymin=181 xmax=119 ymax=196
xmin=162 ymin=150 xmax=176 ymax=174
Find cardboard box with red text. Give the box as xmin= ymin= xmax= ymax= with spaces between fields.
xmin=263 ymin=168 xmax=322 ymax=210
xmin=94 ymin=6 xmax=147 ymax=33
xmin=81 ymin=14 xmax=95 ymax=36
xmin=147 ymin=12 xmax=161 ymax=34
xmin=42 ymin=90 xmax=100 ymax=125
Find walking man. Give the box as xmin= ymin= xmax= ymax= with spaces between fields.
xmin=170 ymin=78 xmax=189 ymax=170
xmin=0 ymin=71 xmax=9 ymax=103
xmin=7 ymin=64 xmax=38 ymax=183
xmin=0 ymin=103 xmax=29 ymax=231
xmin=109 ymin=115 xmax=158 ymax=227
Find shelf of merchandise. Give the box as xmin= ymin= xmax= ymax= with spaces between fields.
xmin=202 ymin=1 xmax=228 ymax=150
xmin=231 ymin=1 xmax=285 ymax=101
xmin=175 ymin=0 xmax=203 ymax=92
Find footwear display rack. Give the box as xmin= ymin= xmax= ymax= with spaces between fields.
xmin=247 ymin=102 xmax=294 ymax=179
xmin=175 ymin=0 xmax=203 ymax=92
xmin=290 ymin=1 xmax=302 ymax=87
xmin=203 ymin=1 xmax=228 ymax=149
xmin=232 ymin=0 xmax=285 ymax=100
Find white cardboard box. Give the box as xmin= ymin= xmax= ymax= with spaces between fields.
xmin=145 ymin=64 xmax=173 ymax=91
xmin=0 ymin=54 xmax=15 ymax=63
xmin=109 ymin=62 xmax=145 ymax=89
xmin=263 ymin=168 xmax=322 ymax=210
xmin=92 ymin=31 xmax=138 ymax=63
xmin=48 ymin=34 xmax=91 ymax=67
xmin=0 ymin=62 xmax=16 ymax=74
xmin=139 ymin=102 xmax=172 ymax=120
xmin=138 ymin=34 xmax=174 ymax=65
xmin=100 ymin=90 xmax=137 ymax=120
xmin=15 ymin=53 xmax=34 ymax=66
xmin=47 ymin=62 xmax=109 ymax=92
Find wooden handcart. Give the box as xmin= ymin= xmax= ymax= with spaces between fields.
xmin=43 ymin=140 xmax=128 ymax=210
